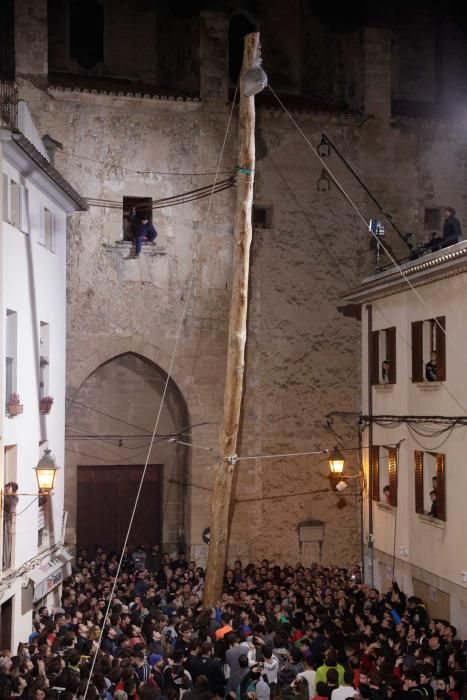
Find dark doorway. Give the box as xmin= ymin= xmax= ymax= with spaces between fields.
xmin=0 ymin=598 xmax=13 ymax=649
xmin=77 ymin=465 xmax=162 ymax=553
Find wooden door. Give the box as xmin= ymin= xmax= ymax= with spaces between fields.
xmin=77 ymin=465 xmax=162 ymax=553
xmin=0 ymin=598 xmax=13 ymax=649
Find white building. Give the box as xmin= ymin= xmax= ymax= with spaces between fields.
xmin=0 ymin=84 xmax=87 ymax=649
xmin=345 ymin=240 xmax=467 ymax=637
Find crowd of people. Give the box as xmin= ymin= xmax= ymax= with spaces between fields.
xmin=1 ymin=546 xmax=466 ymax=700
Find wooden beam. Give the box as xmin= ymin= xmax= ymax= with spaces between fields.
xmin=203 ymin=32 xmax=260 ymax=608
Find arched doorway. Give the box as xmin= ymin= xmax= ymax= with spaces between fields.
xmin=65 ymin=352 xmax=189 ymax=554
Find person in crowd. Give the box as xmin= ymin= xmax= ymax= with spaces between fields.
xmin=1 ymin=547 xmax=467 ymax=700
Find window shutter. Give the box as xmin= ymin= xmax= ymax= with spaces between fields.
xmin=20 ymin=186 xmax=29 ymax=233
xmin=436 ymin=453 xmax=446 ymax=521
xmin=414 ymin=451 xmax=424 ymax=514
xmin=435 ymin=316 xmax=446 ymax=381
xmin=370 ymin=330 xmax=379 ymax=385
xmin=2 ymin=173 xmax=8 ymax=222
xmin=370 ymin=445 xmax=380 ymax=501
xmin=388 ymin=447 xmax=398 ymax=507
xmin=386 ymin=327 xmax=396 ymax=384
xmin=411 ymin=321 xmax=423 ymax=382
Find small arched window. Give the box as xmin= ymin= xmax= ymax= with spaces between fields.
xmin=228 ymin=12 xmax=257 ymax=84
xmin=70 ymin=0 xmax=104 ymax=70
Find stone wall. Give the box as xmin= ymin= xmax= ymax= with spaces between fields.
xmin=13 ymin=1 xmax=467 ymax=570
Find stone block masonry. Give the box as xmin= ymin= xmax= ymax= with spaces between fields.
xmin=13 ymin=3 xmax=467 ymax=568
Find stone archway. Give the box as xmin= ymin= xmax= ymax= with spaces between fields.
xmin=65 ymin=352 xmax=190 ymax=554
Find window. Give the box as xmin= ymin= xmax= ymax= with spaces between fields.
xmin=0 ymin=0 xmax=15 ymax=82
xmin=122 ymin=196 xmax=153 ymax=241
xmin=414 ymin=451 xmax=446 ymax=521
xmin=411 ymin=317 xmax=446 ymax=382
xmin=10 ymin=180 xmax=20 ymax=228
xmin=370 ymin=445 xmax=398 ymax=506
xmin=70 ymin=0 xmax=104 ymax=71
xmin=370 ymin=327 xmax=396 ymax=385
xmin=424 ymin=207 xmax=442 ymax=231
xmin=5 ymin=309 xmax=17 ymax=411
xmin=253 ymin=205 xmax=273 ymax=229
xmin=43 ymin=208 xmax=54 ymax=251
xmin=228 ymin=12 xmax=257 ymax=83
xmin=39 ymin=322 xmax=50 ymax=399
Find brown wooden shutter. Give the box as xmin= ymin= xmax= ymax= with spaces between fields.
xmin=388 ymin=447 xmax=398 ymax=507
xmin=371 ymin=330 xmax=379 ymax=385
xmin=414 ymin=450 xmax=424 ymax=514
xmin=436 ymin=453 xmax=446 ymax=521
xmin=411 ymin=321 xmax=424 ymax=382
xmin=435 ymin=316 xmax=446 ymax=381
xmin=386 ymin=327 xmax=396 ymax=384
xmin=371 ymin=445 xmax=380 ymax=501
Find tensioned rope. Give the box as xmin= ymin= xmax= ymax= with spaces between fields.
xmin=61 ymin=150 xmax=233 ymax=176
xmin=82 ymin=81 xmax=239 ymax=699
xmin=267 ymin=84 xmax=467 ymax=373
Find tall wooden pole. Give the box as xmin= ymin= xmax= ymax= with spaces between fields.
xmin=203 ymin=32 xmax=260 ymax=608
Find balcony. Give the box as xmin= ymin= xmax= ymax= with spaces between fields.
xmin=0 ymin=81 xmax=18 ymax=130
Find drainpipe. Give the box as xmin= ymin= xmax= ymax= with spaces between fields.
xmin=0 ymin=141 xmax=4 ymax=569
xmin=366 ymin=304 xmax=375 ymax=587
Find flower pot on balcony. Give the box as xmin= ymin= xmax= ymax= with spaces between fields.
xmin=40 ymin=396 xmax=54 ymax=415
xmin=7 ymin=393 xmax=23 ymax=417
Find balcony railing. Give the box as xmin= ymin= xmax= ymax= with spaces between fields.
xmin=0 ymin=81 xmax=18 ymax=130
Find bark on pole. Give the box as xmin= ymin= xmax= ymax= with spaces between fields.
xmin=203 ymin=32 xmax=260 ymax=609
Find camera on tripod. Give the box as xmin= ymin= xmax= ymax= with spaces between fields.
xmin=369 ymin=219 xmax=385 ymax=236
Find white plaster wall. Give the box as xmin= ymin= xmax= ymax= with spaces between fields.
xmin=1 ymin=155 xmax=67 ymax=648
xmin=361 ymin=268 xmax=467 ymax=628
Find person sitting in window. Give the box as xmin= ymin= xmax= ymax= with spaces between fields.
xmin=441 ymin=207 xmax=462 ymax=248
xmin=425 ymin=351 xmax=437 ymax=381
xmin=134 ymin=215 xmax=157 ymax=259
xmin=382 ymin=360 xmax=390 ymax=384
xmin=428 ymin=490 xmax=438 ymax=518
xmin=382 ymin=485 xmax=392 ymax=505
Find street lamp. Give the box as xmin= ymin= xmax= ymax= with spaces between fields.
xmin=328 ymin=446 xmax=345 ymax=475
xmin=34 ymin=449 xmax=59 ymax=494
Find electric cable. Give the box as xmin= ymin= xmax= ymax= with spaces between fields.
xmin=81 ymin=81 xmax=240 ymax=700
xmin=85 ymin=177 xmax=235 ymax=210
xmin=2 ymin=496 xmax=39 ymax=518
xmin=66 ymin=394 xmax=211 ymax=437
xmin=235 ymin=448 xmax=328 ymax=461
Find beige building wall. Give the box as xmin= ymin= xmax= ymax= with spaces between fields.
xmin=13 ymin=0 xmax=467 ymax=570
xmin=352 ymin=249 xmax=467 ymax=636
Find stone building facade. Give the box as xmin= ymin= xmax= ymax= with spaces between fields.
xmin=9 ymin=0 xmax=467 ymax=568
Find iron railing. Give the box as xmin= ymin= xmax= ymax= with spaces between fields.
xmin=0 ymin=81 xmax=18 ymax=129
